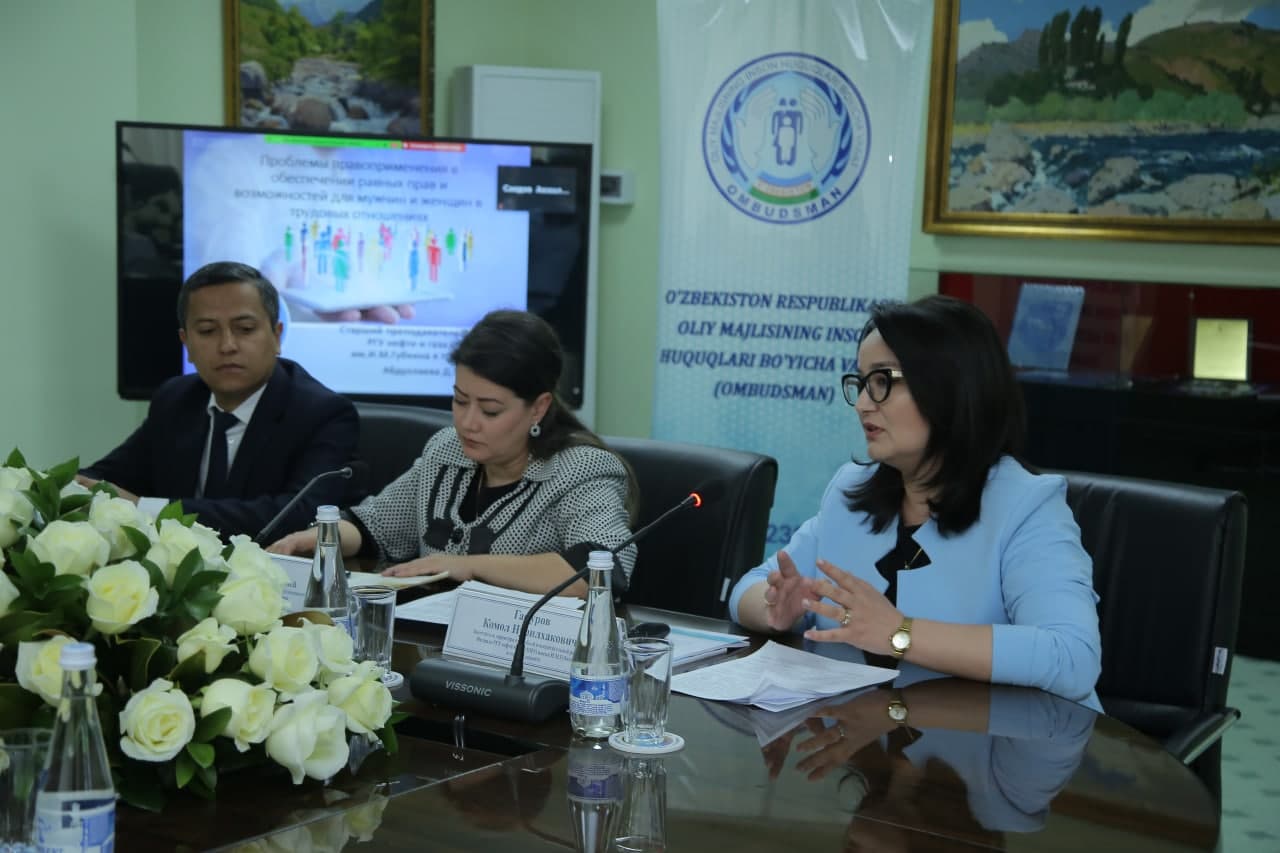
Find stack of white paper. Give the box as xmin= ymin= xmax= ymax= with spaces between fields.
xmin=671 ymin=641 xmax=898 ymax=711
xmin=667 ymin=625 xmax=749 ymax=667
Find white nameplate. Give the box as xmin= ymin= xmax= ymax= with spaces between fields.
xmin=442 ymin=585 xmax=584 ymax=680
xmin=271 ymin=553 xmax=313 ymax=613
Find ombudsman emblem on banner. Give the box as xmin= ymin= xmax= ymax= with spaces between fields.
xmin=703 ymin=52 xmax=870 ymax=224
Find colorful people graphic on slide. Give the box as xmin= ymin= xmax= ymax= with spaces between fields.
xmin=459 ymin=227 xmax=469 ymax=272
xmin=427 ymin=234 xmax=441 ymax=283
xmin=445 ymin=227 xmax=457 ymax=257
xmin=333 ymin=237 xmax=350 ymax=292
xmin=357 ymin=232 xmax=365 ymax=273
xmin=284 ymin=225 xmax=293 ymax=262
xmin=409 ymin=242 xmax=420 ymax=291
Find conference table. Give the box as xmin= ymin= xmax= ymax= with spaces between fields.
xmin=116 ymin=605 xmax=1220 ymax=851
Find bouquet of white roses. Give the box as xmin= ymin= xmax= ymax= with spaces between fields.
xmin=0 ymin=450 xmax=402 ymax=811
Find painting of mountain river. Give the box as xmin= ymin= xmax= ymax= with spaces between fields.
xmin=924 ymin=0 xmax=1280 ymax=244
xmin=224 ymin=0 xmax=433 ymax=137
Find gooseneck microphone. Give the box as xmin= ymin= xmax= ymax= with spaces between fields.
xmin=409 ymin=479 xmax=722 ymax=722
xmin=253 ymin=466 xmax=354 ymax=545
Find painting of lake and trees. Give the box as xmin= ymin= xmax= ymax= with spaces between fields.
xmin=926 ymin=0 xmax=1280 ymax=243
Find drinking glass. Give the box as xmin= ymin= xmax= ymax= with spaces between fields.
xmin=1 ymin=728 xmax=51 ymax=853
xmin=350 ymin=585 xmax=399 ymax=686
xmin=620 ymin=638 xmax=673 ymax=747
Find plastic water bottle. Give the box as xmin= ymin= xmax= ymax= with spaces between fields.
xmin=569 ymin=550 xmax=625 ymax=738
xmin=34 ymin=642 xmax=115 ymax=853
xmin=304 ymin=505 xmax=351 ymax=636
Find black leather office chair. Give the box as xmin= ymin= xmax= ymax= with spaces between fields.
xmin=353 ymin=402 xmax=453 ymax=497
xmin=607 ymin=436 xmax=778 ymax=619
xmin=1059 ymin=470 xmax=1246 ymax=802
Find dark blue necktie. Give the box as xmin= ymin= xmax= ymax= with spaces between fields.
xmin=203 ymin=409 xmax=240 ymax=498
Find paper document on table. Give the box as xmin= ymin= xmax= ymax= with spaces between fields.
xmin=393 ymin=580 xmax=584 ymax=625
xmin=348 ymin=570 xmax=449 ymax=590
xmin=668 ymin=625 xmax=749 ymax=667
xmin=671 ymin=641 xmax=897 ymax=711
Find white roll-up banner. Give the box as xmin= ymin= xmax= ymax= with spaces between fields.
xmin=654 ymin=0 xmax=933 ymax=552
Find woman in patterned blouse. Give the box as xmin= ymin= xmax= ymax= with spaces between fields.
xmin=269 ymin=310 xmax=638 ymax=595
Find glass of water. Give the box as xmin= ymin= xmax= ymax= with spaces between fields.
xmin=1 ymin=728 xmax=51 ymax=852
xmin=621 ymin=638 xmax=673 ymax=747
xmin=349 ymin=585 xmax=400 ymax=687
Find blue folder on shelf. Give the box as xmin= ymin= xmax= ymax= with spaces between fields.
xmin=1007 ymin=283 xmax=1086 ymax=372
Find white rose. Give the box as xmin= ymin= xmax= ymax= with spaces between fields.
xmin=302 ymin=621 xmax=355 ymax=681
xmin=176 ymin=617 xmax=238 ymax=673
xmin=226 ymin=535 xmax=290 ymax=586
xmin=152 ymin=518 xmax=226 ymax=583
xmin=201 ymin=678 xmax=278 ymax=752
xmin=326 ymin=661 xmax=393 ymax=735
xmin=29 ymin=520 xmax=110 ymax=577
xmin=85 ymin=561 xmax=159 ymax=635
xmin=119 ymin=678 xmax=196 ymax=762
xmin=215 ymin=573 xmax=286 ymax=637
xmin=0 ymin=467 xmax=33 ymax=492
xmin=248 ymin=626 xmax=319 ymax=696
xmin=0 ymin=570 xmax=20 ymax=615
xmin=0 ymin=489 xmax=35 ymax=548
xmin=15 ymin=635 xmax=76 ymax=706
xmin=265 ymin=690 xmax=350 ymax=784
xmin=88 ymin=494 xmax=154 ymax=561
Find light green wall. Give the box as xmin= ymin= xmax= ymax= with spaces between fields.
xmin=5 ymin=1 xmax=1277 ymax=468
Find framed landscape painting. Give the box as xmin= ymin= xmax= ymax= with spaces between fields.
xmin=223 ymin=0 xmax=434 ymax=137
xmin=923 ymin=0 xmax=1280 ymax=245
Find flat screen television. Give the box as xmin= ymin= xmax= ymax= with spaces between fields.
xmin=116 ymin=121 xmax=593 ymax=407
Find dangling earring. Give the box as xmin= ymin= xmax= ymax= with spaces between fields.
xmin=529 ymin=422 xmax=542 ymax=438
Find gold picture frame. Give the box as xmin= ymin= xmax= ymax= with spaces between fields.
xmin=923 ymin=0 xmax=1280 ymax=245
xmin=223 ymin=0 xmax=434 ymax=137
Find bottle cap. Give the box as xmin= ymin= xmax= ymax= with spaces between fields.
xmin=586 ymin=550 xmax=613 ymax=568
xmin=316 ymin=505 xmax=340 ymax=522
xmin=59 ymin=641 xmax=97 ymax=670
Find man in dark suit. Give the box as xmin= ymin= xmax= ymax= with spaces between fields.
xmin=80 ymin=261 xmax=358 ymax=538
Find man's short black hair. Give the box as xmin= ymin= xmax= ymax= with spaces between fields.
xmin=176 ymin=262 xmax=279 ymax=329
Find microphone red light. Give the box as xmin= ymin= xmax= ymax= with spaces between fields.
xmin=691 ymin=492 xmax=703 ymax=508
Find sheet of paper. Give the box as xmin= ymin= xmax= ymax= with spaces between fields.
xmin=671 ymin=640 xmax=897 ymax=709
xmin=393 ymin=580 xmax=583 ymax=625
xmin=349 ymin=570 xmax=449 ymax=590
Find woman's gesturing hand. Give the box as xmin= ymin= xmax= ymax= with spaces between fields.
xmin=763 ymin=550 xmax=821 ymax=632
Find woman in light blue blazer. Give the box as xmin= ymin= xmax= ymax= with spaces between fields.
xmin=730 ymin=296 xmax=1102 ymax=706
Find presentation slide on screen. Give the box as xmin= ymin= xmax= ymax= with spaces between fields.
xmin=181 ymin=130 xmax=538 ymax=396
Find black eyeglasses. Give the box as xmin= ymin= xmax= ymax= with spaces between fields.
xmin=841 ymin=368 xmax=905 ymax=405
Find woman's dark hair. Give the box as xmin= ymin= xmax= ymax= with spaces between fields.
xmin=845 ymin=295 xmax=1025 ymax=535
xmin=450 ymin=310 xmax=639 ymax=514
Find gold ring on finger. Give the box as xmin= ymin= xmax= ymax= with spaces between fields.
xmin=839 ymin=607 xmax=852 ymax=627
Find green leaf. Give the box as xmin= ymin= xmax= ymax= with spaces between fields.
xmin=155 ymin=501 xmax=186 ymax=523
xmin=193 ymin=705 xmax=233 ymax=744
xmin=0 ymin=609 xmax=55 ymax=646
xmin=4 ymin=448 xmax=28 ymax=468
xmin=182 ymin=587 xmax=224 ymax=623
xmin=124 ymin=637 xmax=163 ymax=691
xmin=169 ymin=651 xmax=211 ymax=694
xmin=175 ymin=750 xmax=196 ymax=788
xmin=8 ymin=549 xmax=54 ymax=595
xmin=378 ymin=723 xmax=399 ymax=755
xmin=44 ymin=457 xmax=80 ymax=489
xmin=59 ymin=493 xmax=92 ymax=514
xmin=191 ymin=763 xmax=217 ymax=798
xmin=185 ymin=741 xmax=216 ymax=769
xmin=169 ymin=548 xmax=205 ymax=600
xmin=122 ymin=526 xmax=152 ymax=559
xmin=58 ymin=510 xmax=89 ymax=523
xmin=46 ymin=574 xmax=86 ymax=594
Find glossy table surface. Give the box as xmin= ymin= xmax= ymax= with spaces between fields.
xmin=116 ymin=606 xmax=1220 ymax=852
